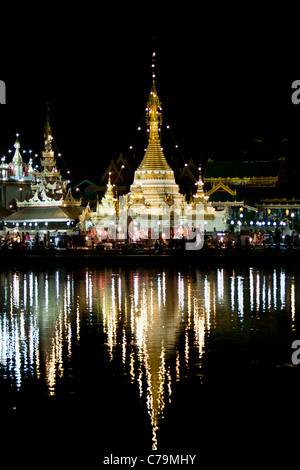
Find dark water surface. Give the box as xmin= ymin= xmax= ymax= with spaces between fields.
xmin=1 ymin=265 xmax=299 ymax=466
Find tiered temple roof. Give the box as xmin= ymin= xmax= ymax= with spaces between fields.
xmin=5 ymin=110 xmax=83 ymax=231
xmin=128 ymin=56 xmax=185 ymax=209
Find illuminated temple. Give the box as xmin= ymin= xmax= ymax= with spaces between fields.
xmin=82 ymin=55 xmax=225 ymax=239
xmin=4 ymin=111 xmax=83 ymax=232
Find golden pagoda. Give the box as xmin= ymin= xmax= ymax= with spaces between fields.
xmin=5 ymin=109 xmax=83 ymax=234
xmin=87 ymin=173 xmax=118 ymax=238
xmin=127 ymin=53 xmax=185 ymax=233
xmin=17 ymin=108 xmax=80 ymax=208
xmin=82 ymin=53 xmax=227 ymax=239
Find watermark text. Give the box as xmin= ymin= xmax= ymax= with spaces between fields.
xmin=87 ymin=196 xmax=205 ymax=250
xmin=103 ymin=454 xmax=197 ymax=466
xmin=0 ymin=80 xmax=6 ymax=104
xmin=291 ymin=340 xmax=300 ymax=365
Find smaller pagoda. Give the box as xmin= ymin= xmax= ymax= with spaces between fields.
xmin=80 ymin=173 xmax=119 ymax=239
xmin=4 ymin=110 xmax=83 ymax=234
xmin=19 ymin=111 xmax=70 ymax=207
xmin=0 ymin=134 xmax=35 ymax=209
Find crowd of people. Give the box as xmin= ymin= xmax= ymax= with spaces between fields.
xmin=206 ymin=227 xmax=300 ymax=250
xmin=1 ymin=226 xmax=299 ymax=253
xmin=0 ymin=230 xmax=80 ymax=250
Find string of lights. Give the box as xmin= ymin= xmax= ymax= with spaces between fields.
xmin=108 ymin=50 xmax=200 ymax=189
xmin=1 ymin=133 xmax=39 ymax=171
xmin=112 ymin=107 xmax=199 ymax=187
xmin=52 ymin=137 xmax=77 ymax=186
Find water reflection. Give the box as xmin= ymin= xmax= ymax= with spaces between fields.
xmin=0 ymin=266 xmax=298 ymax=449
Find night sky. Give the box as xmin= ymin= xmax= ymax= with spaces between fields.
xmin=1 ymin=8 xmax=299 ymax=186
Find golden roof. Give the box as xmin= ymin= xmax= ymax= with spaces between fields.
xmin=138 ymin=138 xmax=172 ymax=172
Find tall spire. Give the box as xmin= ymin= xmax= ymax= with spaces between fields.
xmin=12 ymin=133 xmax=23 ymax=164
xmin=10 ymin=133 xmax=24 ymax=180
xmin=136 ymin=51 xmax=172 ymax=173
xmin=193 ymin=167 xmax=210 ymax=204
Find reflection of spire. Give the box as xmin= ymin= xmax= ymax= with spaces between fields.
xmin=100 ymin=269 xmax=211 ymax=450
xmin=1 ymin=266 xmax=296 ymax=453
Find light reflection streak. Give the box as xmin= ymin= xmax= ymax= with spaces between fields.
xmin=0 ymin=266 xmax=298 ymax=449
xmin=273 ymin=270 xmax=277 ymax=310
xmin=237 ymin=276 xmax=244 ymax=317
xmin=280 ymin=269 xmax=286 ymax=309
xmin=217 ymin=268 xmax=224 ymax=302
xmin=231 ymin=274 xmax=235 ymax=312
xmin=256 ymin=272 xmax=260 ymax=312
xmin=249 ymin=268 xmax=254 ymax=310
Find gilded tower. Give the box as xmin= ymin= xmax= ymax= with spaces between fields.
xmin=128 ymin=53 xmax=185 ymax=212
xmin=18 ymin=108 xmax=81 ymax=208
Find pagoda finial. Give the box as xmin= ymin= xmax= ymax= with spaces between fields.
xmin=146 ymin=62 xmax=162 ymax=142
xmin=193 ymin=166 xmax=209 ymax=203
xmin=136 ymin=50 xmax=172 ymax=173
xmin=12 ymin=133 xmax=23 ymax=164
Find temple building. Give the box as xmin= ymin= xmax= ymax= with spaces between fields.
xmin=4 ymin=112 xmax=83 ymax=234
xmin=0 ymin=134 xmax=35 ymax=210
xmin=79 ymin=172 xmax=119 ymax=239
xmin=125 ymin=76 xmax=186 ymax=239
xmin=203 ymin=156 xmax=300 ymax=229
xmin=81 ymin=54 xmax=226 ymax=239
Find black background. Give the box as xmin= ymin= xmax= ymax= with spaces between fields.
xmin=1 ymin=7 xmax=299 ymax=185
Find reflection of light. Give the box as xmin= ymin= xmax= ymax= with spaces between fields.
xmin=291 ymin=276 xmax=296 ymax=330
xmin=0 ymin=266 xmax=295 ymax=451
xmin=23 ymin=273 xmax=27 ymax=309
xmin=56 ymin=270 xmax=60 ymax=299
xmin=185 ymin=330 xmax=189 ymax=366
xmin=76 ymin=300 xmax=80 ymax=341
xmin=280 ymin=269 xmax=286 ymax=310
xmin=162 ymin=271 xmax=166 ymax=307
xmin=249 ymin=268 xmax=254 ymax=311
xmin=13 ymin=273 xmax=20 ymax=309
xmin=134 ymin=275 xmax=139 ymax=311
xmin=157 ymin=275 xmax=161 ymax=311
xmin=35 ymin=276 xmax=38 ymax=307
xmin=268 ymin=277 xmax=272 ymax=311
xmin=122 ymin=327 xmax=126 ymax=364
xmin=204 ymin=275 xmax=210 ymax=314
xmin=256 ymin=272 xmax=260 ymax=311
xmin=176 ymin=349 xmax=180 ymax=382
xmin=66 ymin=274 xmax=71 ymax=312
xmin=118 ymin=276 xmax=122 ymax=312
xmin=217 ymin=269 xmax=224 ymax=302
xmin=230 ymin=273 xmax=235 ymax=311
xmin=237 ymin=276 xmax=244 ymax=317
xmin=273 ymin=270 xmax=277 ymax=310
xmin=178 ymin=273 xmax=183 ymax=310
xmin=29 ymin=272 xmax=34 ymax=306
xmin=262 ymin=274 xmax=266 ymax=311
xmin=193 ymin=306 xmax=206 ymax=360
xmin=45 ymin=273 xmax=49 ymax=311
xmin=85 ymin=270 xmax=90 ymax=304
